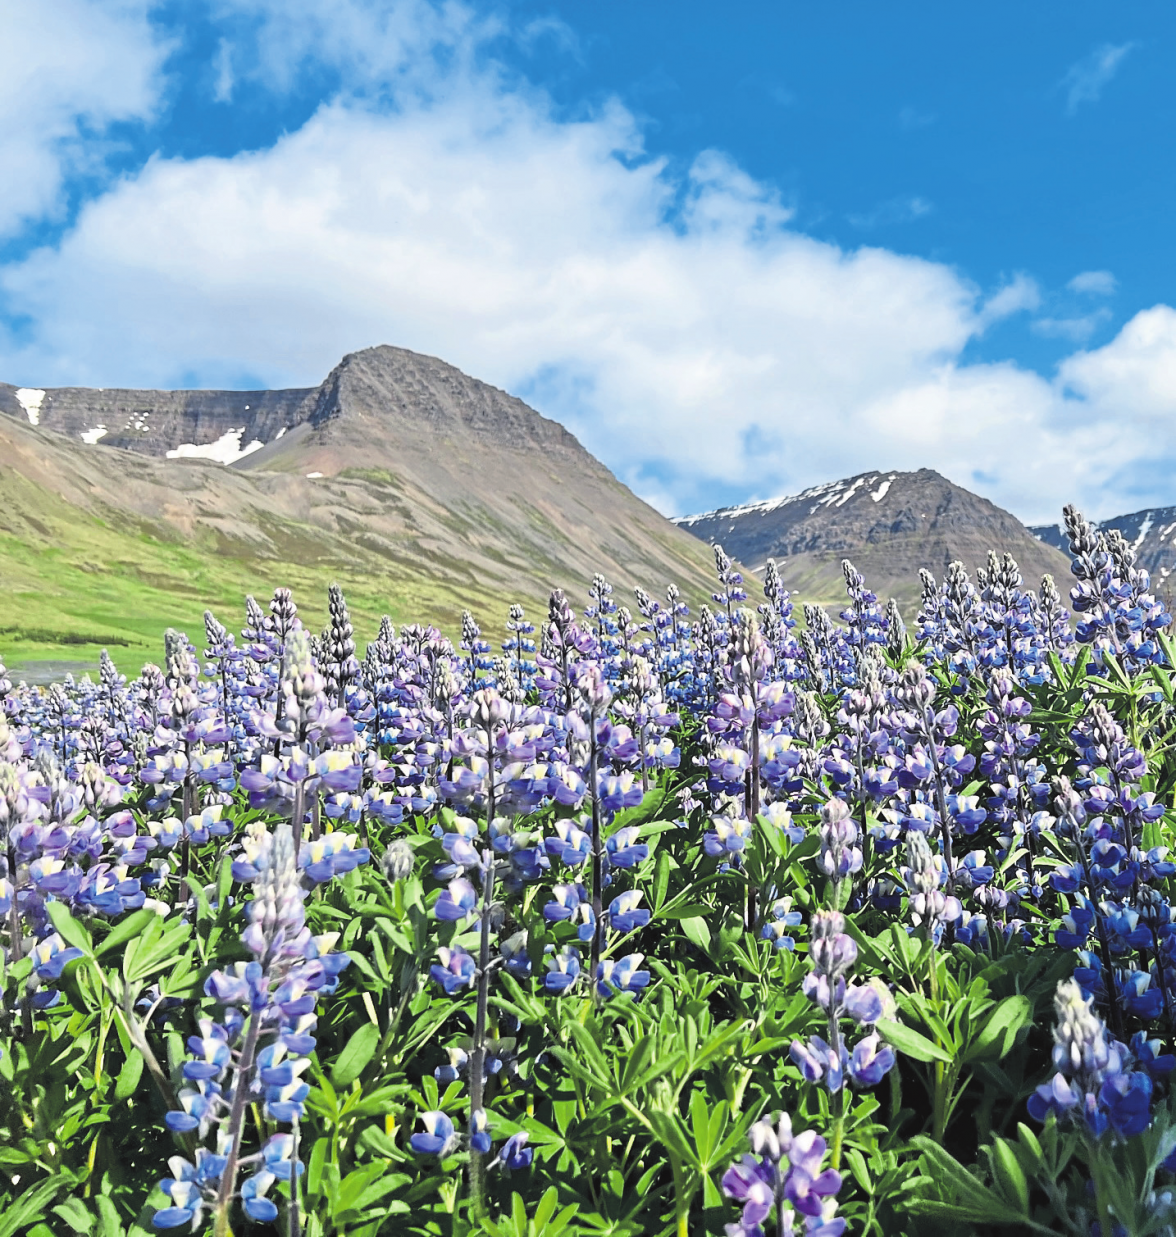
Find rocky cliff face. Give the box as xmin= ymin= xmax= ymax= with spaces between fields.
xmin=0 ymin=379 xmax=314 ymax=461
xmin=1031 ymin=507 xmax=1176 ymax=598
xmin=676 ymin=468 xmax=1072 ymax=607
xmin=0 ymin=346 xmax=587 ymax=465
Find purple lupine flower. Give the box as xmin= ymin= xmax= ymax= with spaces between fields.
xmin=1027 ymin=978 xmax=1151 ymax=1139
xmin=722 ymin=1112 xmax=844 ymax=1237
xmin=793 ymin=911 xmax=893 ymax=1094
xmin=902 ymin=831 xmax=962 ymax=942
xmin=431 ymin=946 xmax=477 ymax=994
xmin=818 ymin=797 xmax=862 ymax=881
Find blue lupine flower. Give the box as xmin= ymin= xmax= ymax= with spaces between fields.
xmin=435 ymin=876 xmax=479 ymax=922
xmin=494 ymin=1131 xmax=533 ymax=1172
xmin=499 ymin=930 xmax=532 ymax=979
xmin=30 ymin=933 xmax=84 ymax=981
xmin=431 ymin=946 xmax=477 ymax=994
xmin=299 ymin=832 xmax=371 ymax=883
xmin=1028 ymin=978 xmax=1153 ymax=1139
xmin=703 ymin=814 xmax=751 ymax=860
xmin=761 ymin=896 xmax=803 ymax=950
xmin=152 ymin=1150 xmax=227 ymax=1230
xmin=469 ymin=1109 xmax=492 ymax=1155
xmin=596 ymin=953 xmax=650 ymax=998
xmin=435 ymin=1047 xmax=469 ymax=1083
xmin=545 ymin=820 xmax=591 ymax=867
xmin=411 ymin=1111 xmax=457 ymax=1157
xmin=240 ymin=1171 xmax=278 ymax=1223
xmin=605 ymin=826 xmax=649 ymax=869
xmin=543 ymin=882 xmax=585 ymax=923
xmin=544 ymin=945 xmax=581 ymax=993
xmin=598 ymin=771 xmax=643 ymax=815
xmin=608 ymin=890 xmax=650 ymax=935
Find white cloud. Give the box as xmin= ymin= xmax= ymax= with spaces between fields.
xmin=976 ymin=274 xmax=1041 ymax=329
xmin=1068 ymin=269 xmax=1117 ymax=296
xmin=0 ymin=0 xmax=169 ymax=237
xmin=1031 ymin=309 xmax=1111 ymax=342
xmin=1060 ymin=306 xmax=1176 ymax=420
xmin=0 ymin=1 xmax=1173 ymax=530
xmin=1061 ymin=42 xmax=1136 ymax=116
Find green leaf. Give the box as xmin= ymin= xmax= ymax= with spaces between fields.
xmin=95 ymin=909 xmax=156 ymax=959
xmin=656 ymin=902 xmax=713 ymax=920
xmin=680 ymin=916 xmax=712 ymax=952
xmin=964 ymin=995 xmax=1032 ymax=1063
xmin=990 ymin=1137 xmax=1030 ymax=1214
xmin=51 ymin=1198 xmax=93 ymax=1234
xmin=0 ymin=1174 xmax=76 ymax=1237
xmin=307 ymin=1137 xmax=328 ymax=1196
xmin=114 ymin=1049 xmax=145 ymax=1101
xmin=906 ymin=1137 xmax=1023 ymax=1223
xmin=651 ymin=849 xmax=671 ymax=913
xmin=94 ymin=1197 xmax=123 ymax=1237
xmin=45 ymin=901 xmax=92 ymax=955
xmin=330 ymin=1022 xmax=381 ymax=1089
xmin=877 ymin=1020 xmax=953 ymax=1064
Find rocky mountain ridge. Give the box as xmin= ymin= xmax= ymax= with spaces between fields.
xmin=675 ymin=468 xmax=1071 ymax=606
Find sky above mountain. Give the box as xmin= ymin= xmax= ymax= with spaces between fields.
xmin=2 ymin=0 xmax=1174 ymax=526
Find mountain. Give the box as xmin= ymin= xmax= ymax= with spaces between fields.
xmin=0 ymin=346 xmax=724 ymax=674
xmin=1031 ymin=507 xmax=1176 ymax=600
xmin=674 ymin=468 xmax=1072 ymax=607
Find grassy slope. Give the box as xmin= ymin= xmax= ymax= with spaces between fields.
xmin=0 ymin=459 xmax=735 ymax=680
xmin=0 ymin=466 xmax=538 ymax=677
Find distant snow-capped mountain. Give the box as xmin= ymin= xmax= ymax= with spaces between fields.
xmin=675 ymin=468 xmax=1070 ymax=607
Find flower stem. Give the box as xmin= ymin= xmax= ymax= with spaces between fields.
xmin=213 ymin=1012 xmax=263 ymax=1237
xmin=467 ymin=753 xmax=497 ymax=1224
xmin=589 ymin=723 xmax=604 ymax=978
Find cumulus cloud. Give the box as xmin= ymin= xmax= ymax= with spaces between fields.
xmin=0 ymin=0 xmax=1173 ymax=529
xmin=1060 ymin=42 xmax=1137 ymax=116
xmin=0 ymin=0 xmax=169 ymax=238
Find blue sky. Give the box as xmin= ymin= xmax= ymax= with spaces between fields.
xmin=2 ymin=0 xmax=1175 ymax=527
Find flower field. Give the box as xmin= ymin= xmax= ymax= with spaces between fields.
xmin=4 ymin=505 xmax=1176 ymax=1237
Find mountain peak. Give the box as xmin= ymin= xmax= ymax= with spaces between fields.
xmin=676 ymin=467 xmax=1069 ymax=606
